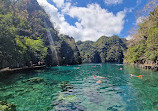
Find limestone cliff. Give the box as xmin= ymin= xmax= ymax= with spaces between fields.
xmin=76 ymin=36 xmax=127 ymax=63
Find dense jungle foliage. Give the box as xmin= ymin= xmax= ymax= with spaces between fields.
xmin=0 ymin=0 xmax=81 ymax=69
xmin=1 ymin=0 xmax=157 ymax=69
xmin=76 ymin=36 xmax=127 ymax=63
xmin=124 ymin=3 xmax=158 ymax=65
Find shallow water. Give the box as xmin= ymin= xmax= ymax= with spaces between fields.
xmin=0 ymin=63 xmax=158 ymax=111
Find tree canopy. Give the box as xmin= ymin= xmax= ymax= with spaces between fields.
xmin=124 ymin=2 xmax=158 ymax=64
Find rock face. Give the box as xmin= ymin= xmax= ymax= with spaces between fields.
xmin=45 ymin=35 xmax=82 ymax=66
xmin=0 ymin=0 xmax=82 ymax=69
xmin=36 ymin=1 xmax=82 ymax=66
xmin=123 ymin=6 xmax=158 ymax=70
xmin=132 ymin=60 xmax=158 ymax=71
xmin=28 ymin=0 xmax=81 ymax=66
xmin=0 ymin=101 xmax=16 ymax=111
xmin=60 ymin=35 xmax=82 ymax=65
xmin=76 ymin=36 xmax=127 ymax=63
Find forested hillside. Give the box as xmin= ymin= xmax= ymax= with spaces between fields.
xmin=76 ymin=36 xmax=127 ymax=63
xmin=124 ymin=3 xmax=158 ymax=68
xmin=0 ymin=0 xmax=81 ymax=69
xmin=2 ymin=0 xmax=157 ymax=70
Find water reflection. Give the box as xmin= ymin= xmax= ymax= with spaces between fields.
xmin=0 ymin=64 xmax=158 ymax=111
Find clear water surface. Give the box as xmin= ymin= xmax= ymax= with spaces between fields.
xmin=0 ymin=63 xmax=158 ymax=111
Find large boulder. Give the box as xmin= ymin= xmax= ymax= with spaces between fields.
xmin=0 ymin=101 xmax=16 ymax=111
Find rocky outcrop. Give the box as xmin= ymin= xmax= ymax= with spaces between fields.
xmin=58 ymin=35 xmax=82 ymax=65
xmin=0 ymin=101 xmax=16 ymax=111
xmin=123 ymin=6 xmax=158 ymax=69
xmin=45 ymin=34 xmax=82 ymax=66
xmin=0 ymin=0 xmax=82 ymax=69
xmin=133 ymin=60 xmax=158 ymax=71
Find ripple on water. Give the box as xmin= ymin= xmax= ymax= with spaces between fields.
xmin=0 ymin=64 xmax=158 ymax=111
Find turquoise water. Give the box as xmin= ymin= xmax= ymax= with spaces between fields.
xmin=0 ymin=64 xmax=158 ymax=111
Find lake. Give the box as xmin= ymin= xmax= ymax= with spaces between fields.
xmin=0 ymin=63 xmax=158 ymax=111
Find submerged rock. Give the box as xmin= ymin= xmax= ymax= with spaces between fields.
xmin=143 ymin=79 xmax=158 ymax=87
xmin=55 ymin=103 xmax=86 ymax=111
xmin=153 ymin=102 xmax=158 ymax=109
xmin=0 ymin=101 xmax=16 ymax=111
xmin=53 ymin=92 xmax=85 ymax=111
xmin=60 ymin=81 xmax=73 ymax=91
xmin=57 ymin=94 xmax=79 ymax=103
xmin=107 ymin=105 xmax=121 ymax=111
xmin=22 ymin=77 xmax=44 ymax=84
xmin=84 ymin=87 xmax=105 ymax=104
xmin=88 ymin=93 xmax=105 ymax=104
xmin=3 ymin=94 xmax=14 ymax=100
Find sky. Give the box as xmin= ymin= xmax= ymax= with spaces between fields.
xmin=37 ymin=0 xmax=150 ymax=41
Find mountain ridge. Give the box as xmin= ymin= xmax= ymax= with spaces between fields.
xmin=76 ymin=35 xmax=127 ymax=63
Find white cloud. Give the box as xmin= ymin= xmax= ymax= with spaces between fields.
xmin=124 ymin=7 xmax=134 ymax=13
xmin=37 ymin=0 xmax=126 ymax=41
xmin=136 ymin=0 xmax=142 ymax=6
xmin=104 ymin=0 xmax=123 ymax=5
xmin=125 ymin=35 xmax=133 ymax=40
xmin=136 ymin=16 xmax=145 ymax=25
xmin=52 ymin=0 xmax=65 ymax=8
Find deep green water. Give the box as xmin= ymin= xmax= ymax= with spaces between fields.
xmin=0 ymin=64 xmax=158 ymax=111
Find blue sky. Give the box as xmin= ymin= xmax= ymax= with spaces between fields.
xmin=37 ymin=0 xmax=150 ymax=41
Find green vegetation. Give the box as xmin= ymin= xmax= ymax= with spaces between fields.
xmin=1 ymin=0 xmax=156 ymax=69
xmin=124 ymin=4 xmax=158 ymax=65
xmin=0 ymin=0 xmax=81 ymax=69
xmin=76 ymin=36 xmax=127 ymax=63
xmin=0 ymin=0 xmax=48 ymax=68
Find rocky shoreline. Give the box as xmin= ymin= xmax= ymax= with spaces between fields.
xmin=0 ymin=65 xmax=46 ymax=75
xmin=138 ymin=64 xmax=158 ymax=71
xmin=126 ymin=63 xmax=158 ymax=71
